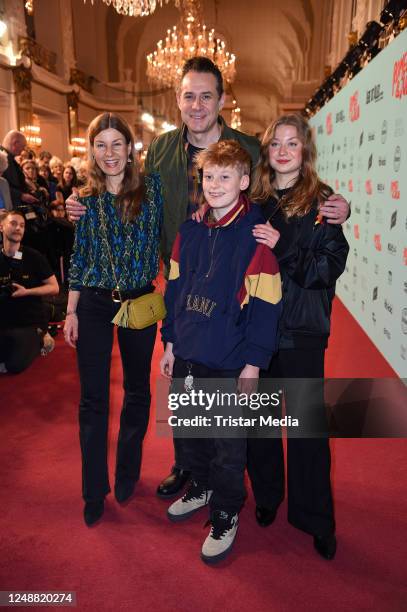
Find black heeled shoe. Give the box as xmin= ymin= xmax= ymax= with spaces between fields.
xmin=156 ymin=467 xmax=191 ymax=498
xmin=115 ymin=479 xmax=136 ymax=504
xmin=83 ymin=500 xmax=104 ymax=526
xmin=255 ymin=506 xmax=278 ymax=527
xmin=313 ymin=534 xmax=337 ymax=560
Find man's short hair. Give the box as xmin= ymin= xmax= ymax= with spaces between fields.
xmin=39 ymin=151 xmax=52 ymax=161
xmin=181 ymin=57 xmax=224 ymax=98
xmin=195 ymin=140 xmax=251 ymax=177
xmin=2 ymin=209 xmax=26 ymax=223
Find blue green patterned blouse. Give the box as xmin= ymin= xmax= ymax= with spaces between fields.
xmin=69 ymin=173 xmax=163 ymax=291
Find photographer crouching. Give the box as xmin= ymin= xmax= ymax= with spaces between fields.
xmin=0 ymin=210 xmax=58 ymax=374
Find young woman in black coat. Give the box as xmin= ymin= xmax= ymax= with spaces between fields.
xmin=248 ymin=113 xmax=349 ymax=560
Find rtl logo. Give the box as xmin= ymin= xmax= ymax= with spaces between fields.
xmin=349 ymin=92 xmax=360 ymax=122
xmin=335 ymin=179 xmax=339 ymax=191
xmin=374 ymin=234 xmax=382 ymax=251
xmin=354 ymin=225 xmax=360 ymax=239
xmin=392 ymin=52 xmax=407 ymax=100
xmin=348 ymin=179 xmax=353 ymax=192
xmin=391 ymin=181 xmax=400 ymax=199
xmin=365 ymin=179 xmax=373 ymax=195
xmin=404 ymin=248 xmax=407 ymax=266
xmin=326 ymin=113 xmax=333 ymax=135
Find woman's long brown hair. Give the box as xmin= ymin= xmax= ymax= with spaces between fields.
xmin=80 ymin=112 xmax=144 ymax=222
xmin=250 ymin=113 xmax=331 ymax=217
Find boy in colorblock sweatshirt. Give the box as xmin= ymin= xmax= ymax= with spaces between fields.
xmin=160 ymin=140 xmax=282 ymax=564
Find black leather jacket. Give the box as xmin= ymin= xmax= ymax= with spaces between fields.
xmin=261 ymin=197 xmax=349 ymax=349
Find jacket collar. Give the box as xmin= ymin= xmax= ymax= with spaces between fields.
xmin=204 ymin=193 xmax=251 ymax=228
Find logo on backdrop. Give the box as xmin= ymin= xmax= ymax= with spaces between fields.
xmin=365 ymin=202 xmax=370 ymax=222
xmin=394 ymin=146 xmax=401 ymax=172
xmin=326 ymin=113 xmax=333 ymax=135
xmin=374 ymin=234 xmax=382 ymax=251
xmin=378 ymin=156 xmax=386 ymax=167
xmin=381 ymin=120 xmax=388 ymax=144
xmin=391 ymin=181 xmax=400 ymax=199
xmin=392 ymin=51 xmax=407 ymax=100
xmin=402 ymin=308 xmax=407 ymax=335
xmin=336 ymin=110 xmax=345 ymax=123
xmin=394 ymin=118 xmax=404 ymax=137
xmin=383 ymin=328 xmax=391 ymax=341
xmin=366 ymin=84 xmax=384 ymax=104
xmin=372 ymin=287 xmax=378 ymax=301
xmin=368 ymin=154 xmax=373 ymax=170
xmin=390 ymin=210 xmax=397 ymax=229
xmin=365 ymin=180 xmax=373 ymax=195
xmin=384 ymin=300 xmax=393 ymax=315
xmin=349 ymin=91 xmax=360 ymax=121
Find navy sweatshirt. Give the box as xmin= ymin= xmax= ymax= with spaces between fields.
xmin=161 ymin=196 xmax=282 ymax=370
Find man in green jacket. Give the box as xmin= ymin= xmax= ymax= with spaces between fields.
xmin=145 ymin=57 xmax=260 ymax=270
xmin=66 ymin=56 xmax=350 ymax=500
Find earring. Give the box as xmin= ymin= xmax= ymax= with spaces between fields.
xmin=127 ymin=156 xmax=131 ymax=164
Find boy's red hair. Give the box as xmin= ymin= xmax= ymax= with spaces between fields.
xmin=195 ymin=140 xmax=251 ymax=176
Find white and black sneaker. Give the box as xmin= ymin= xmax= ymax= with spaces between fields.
xmin=167 ymin=480 xmax=212 ymax=523
xmin=201 ymin=510 xmax=238 ymax=564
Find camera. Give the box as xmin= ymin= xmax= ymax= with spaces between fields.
xmin=0 ymin=278 xmax=14 ymax=299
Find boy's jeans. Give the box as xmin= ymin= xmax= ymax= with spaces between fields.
xmin=172 ymin=357 xmax=247 ymax=515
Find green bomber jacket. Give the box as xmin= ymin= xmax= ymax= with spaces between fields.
xmin=144 ymin=116 xmax=260 ymax=267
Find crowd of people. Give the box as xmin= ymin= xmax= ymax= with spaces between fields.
xmin=2 ymin=56 xmax=351 ymax=567
xmin=0 ymin=132 xmax=81 ymax=372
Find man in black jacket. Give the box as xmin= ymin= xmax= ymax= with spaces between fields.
xmin=0 ymin=131 xmax=39 ymax=207
xmin=0 ymin=210 xmax=58 ymax=374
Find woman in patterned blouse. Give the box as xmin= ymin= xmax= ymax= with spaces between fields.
xmin=64 ymin=113 xmax=162 ymax=526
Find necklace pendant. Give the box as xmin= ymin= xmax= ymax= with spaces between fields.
xmin=112 ymin=287 xmax=121 ymax=303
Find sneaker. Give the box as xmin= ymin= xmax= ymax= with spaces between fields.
xmin=167 ymin=480 xmax=212 ymax=522
xmin=41 ymin=332 xmax=55 ymax=356
xmin=201 ymin=510 xmax=238 ymax=564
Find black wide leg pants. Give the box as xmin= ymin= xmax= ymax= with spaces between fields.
xmin=76 ymin=288 xmax=156 ymax=502
xmin=247 ymin=348 xmax=335 ymax=537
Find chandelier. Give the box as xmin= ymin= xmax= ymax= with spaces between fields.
xmin=146 ymin=0 xmax=236 ymax=88
xmin=84 ymin=0 xmax=178 ymax=17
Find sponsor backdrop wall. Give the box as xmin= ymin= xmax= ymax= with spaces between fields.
xmin=310 ymin=29 xmax=407 ymax=378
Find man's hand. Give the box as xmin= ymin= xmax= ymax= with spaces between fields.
xmin=66 ymin=193 xmax=86 ymax=222
xmin=21 ymin=193 xmax=39 ymax=204
xmin=252 ymin=221 xmax=280 ymax=248
xmin=319 ymin=193 xmax=349 ymax=225
xmin=237 ymin=364 xmax=260 ymax=395
xmin=64 ymin=313 xmax=78 ymax=348
xmin=160 ymin=342 xmax=175 ymax=378
xmin=11 ymin=282 xmax=30 ymax=297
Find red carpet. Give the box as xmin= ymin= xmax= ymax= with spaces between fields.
xmin=0 ymin=298 xmax=406 ymax=611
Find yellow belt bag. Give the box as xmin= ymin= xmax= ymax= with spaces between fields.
xmin=112 ymin=291 xmax=166 ymax=330
xmin=97 ymin=194 xmax=166 ymax=330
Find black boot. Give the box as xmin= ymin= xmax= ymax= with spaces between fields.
xmin=115 ymin=479 xmax=136 ymax=504
xmin=156 ymin=466 xmax=190 ymax=498
xmin=313 ymin=534 xmax=337 ymax=560
xmin=83 ymin=500 xmax=104 ymax=526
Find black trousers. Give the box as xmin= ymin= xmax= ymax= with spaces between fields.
xmin=0 ymin=326 xmax=42 ymax=373
xmin=76 ymin=288 xmax=157 ymax=502
xmin=172 ymin=358 xmax=246 ymax=515
xmin=247 ymin=348 xmax=335 ymax=537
